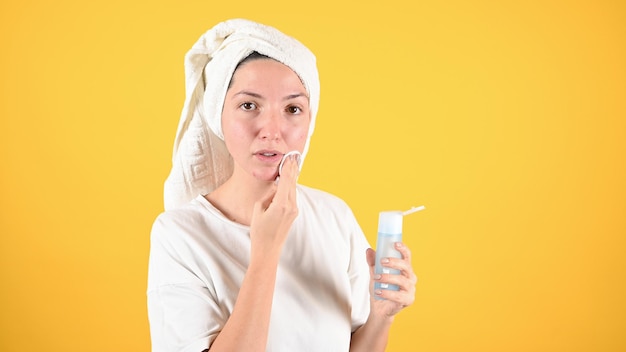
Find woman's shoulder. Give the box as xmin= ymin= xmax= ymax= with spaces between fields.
xmin=295 ymin=185 xmax=365 ymax=242
xmin=153 ymin=196 xmax=208 ymax=224
xmin=150 ymin=195 xmax=231 ymax=241
xmin=297 ymin=184 xmax=347 ymax=204
xmin=296 ymin=184 xmax=355 ymax=216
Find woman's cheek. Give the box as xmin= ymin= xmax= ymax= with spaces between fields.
xmin=296 ymin=131 xmax=309 ymax=149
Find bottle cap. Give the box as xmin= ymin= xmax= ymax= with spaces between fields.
xmin=378 ymin=211 xmax=403 ymax=235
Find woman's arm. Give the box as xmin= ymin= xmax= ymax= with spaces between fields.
xmin=350 ymin=313 xmax=394 ymax=352
xmin=350 ymin=244 xmax=417 ymax=352
xmin=208 ymin=156 xmax=300 ymax=352
xmin=207 ymin=247 xmax=281 ymax=351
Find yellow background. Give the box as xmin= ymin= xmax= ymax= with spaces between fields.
xmin=1 ymin=0 xmax=624 ymax=351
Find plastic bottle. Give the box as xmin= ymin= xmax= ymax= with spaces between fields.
xmin=375 ymin=206 xmax=425 ymax=300
xmin=375 ymin=211 xmax=404 ymax=297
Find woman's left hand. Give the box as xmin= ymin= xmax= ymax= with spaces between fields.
xmin=366 ymin=243 xmax=417 ymax=318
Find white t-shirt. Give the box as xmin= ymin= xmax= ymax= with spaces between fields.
xmin=147 ymin=185 xmax=372 ymax=352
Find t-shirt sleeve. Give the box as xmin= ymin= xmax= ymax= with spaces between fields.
xmin=147 ymin=214 xmax=226 ymax=352
xmin=346 ymin=207 xmax=372 ymax=332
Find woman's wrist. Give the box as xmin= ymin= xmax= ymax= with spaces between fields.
xmin=368 ymin=308 xmax=395 ymax=329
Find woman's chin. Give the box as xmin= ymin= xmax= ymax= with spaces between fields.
xmin=251 ymin=170 xmax=279 ymax=183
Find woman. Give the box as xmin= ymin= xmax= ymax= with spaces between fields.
xmin=148 ymin=19 xmax=417 ymax=352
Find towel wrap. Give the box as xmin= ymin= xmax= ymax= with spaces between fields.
xmin=163 ymin=19 xmax=320 ymax=210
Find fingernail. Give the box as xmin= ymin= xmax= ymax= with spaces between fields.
xmin=375 ymin=290 xmax=383 ymax=296
xmin=381 ymin=258 xmax=390 ymax=264
xmin=374 ymin=274 xmax=382 ymax=280
xmin=395 ymin=242 xmax=403 ymax=248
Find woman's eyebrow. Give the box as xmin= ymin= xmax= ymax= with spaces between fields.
xmin=284 ymin=93 xmax=308 ymax=101
xmin=233 ymin=90 xmax=263 ymax=98
xmin=232 ymin=91 xmax=308 ymax=100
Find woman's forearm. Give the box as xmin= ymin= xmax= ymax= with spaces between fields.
xmin=350 ymin=314 xmax=394 ymax=352
xmin=210 ymin=164 xmax=299 ymax=351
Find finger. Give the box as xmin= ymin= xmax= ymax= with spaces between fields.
xmin=375 ymin=287 xmax=415 ymax=308
xmin=277 ymin=151 xmax=301 ymax=180
xmin=382 ymin=257 xmax=416 ymax=281
xmin=366 ymin=248 xmax=376 ymax=269
xmin=375 ymin=273 xmax=416 ymax=305
xmin=375 ymin=270 xmax=417 ymax=291
xmin=395 ymin=242 xmax=412 ymax=263
xmin=366 ymin=248 xmax=376 ymax=295
xmin=383 ymin=243 xmax=414 ymax=277
xmin=274 ymin=154 xmax=299 ymax=202
xmin=254 ymin=185 xmax=278 ymax=214
xmin=280 ymin=153 xmax=300 ymax=183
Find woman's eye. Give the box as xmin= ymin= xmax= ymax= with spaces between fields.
xmin=287 ymin=106 xmax=302 ymax=114
xmin=240 ymin=102 xmax=256 ymax=111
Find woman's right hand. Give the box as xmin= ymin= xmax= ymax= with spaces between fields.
xmin=209 ymin=154 xmax=300 ymax=352
xmin=249 ymin=154 xmax=300 ymax=258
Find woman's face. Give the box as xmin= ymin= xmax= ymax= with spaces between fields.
xmin=222 ymin=58 xmax=311 ymax=182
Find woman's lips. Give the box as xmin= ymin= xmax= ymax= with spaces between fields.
xmin=255 ymin=150 xmax=283 ymax=163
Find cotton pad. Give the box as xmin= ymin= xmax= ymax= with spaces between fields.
xmin=276 ymin=150 xmax=302 ymax=183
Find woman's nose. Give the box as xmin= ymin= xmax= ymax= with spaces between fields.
xmin=258 ymin=112 xmax=281 ymax=140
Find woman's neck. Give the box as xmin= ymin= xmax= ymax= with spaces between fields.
xmin=205 ymin=172 xmax=275 ymax=226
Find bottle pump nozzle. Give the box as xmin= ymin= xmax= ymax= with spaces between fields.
xmin=403 ymin=205 xmax=426 ymax=216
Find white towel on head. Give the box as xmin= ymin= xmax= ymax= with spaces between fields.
xmin=163 ymin=18 xmax=320 ymax=210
